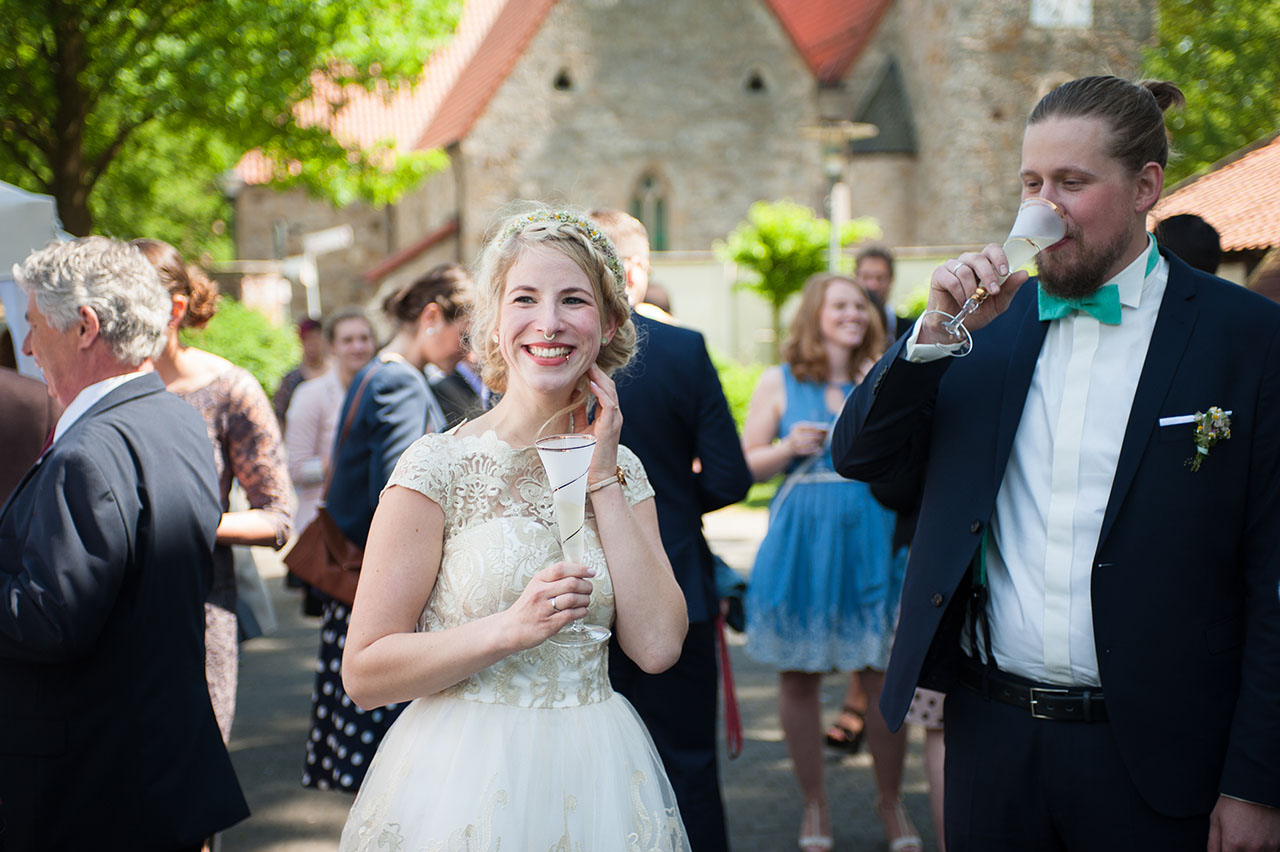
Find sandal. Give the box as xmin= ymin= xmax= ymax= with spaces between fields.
xmin=798 ymin=800 xmax=833 ymax=852
xmin=875 ymin=797 xmax=922 ymax=852
xmin=824 ymin=704 xmax=866 ymax=753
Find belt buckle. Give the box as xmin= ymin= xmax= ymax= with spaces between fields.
xmin=1029 ymin=687 xmax=1071 ymax=720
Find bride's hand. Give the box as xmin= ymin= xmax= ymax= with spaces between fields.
xmin=584 ymin=365 xmax=622 ymax=483
xmin=502 ymin=561 xmax=594 ymax=650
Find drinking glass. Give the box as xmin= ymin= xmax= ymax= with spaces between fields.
xmin=535 ymin=433 xmax=611 ymax=647
xmin=932 ymin=198 xmax=1067 ymax=345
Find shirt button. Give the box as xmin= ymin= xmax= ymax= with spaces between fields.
xmin=930 ymin=593 xmax=944 ymax=607
xmin=970 ymin=520 xmax=982 ymax=534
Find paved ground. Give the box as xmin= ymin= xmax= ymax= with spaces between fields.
xmin=222 ymin=505 xmax=937 ymax=852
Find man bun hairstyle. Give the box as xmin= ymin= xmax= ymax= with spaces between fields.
xmin=1028 ymin=76 xmax=1186 ymax=174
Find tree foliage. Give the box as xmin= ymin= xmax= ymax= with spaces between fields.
xmin=0 ymin=0 xmax=459 ymax=256
xmin=716 ymin=199 xmax=880 ymax=351
xmin=1144 ymin=0 xmax=1280 ymax=184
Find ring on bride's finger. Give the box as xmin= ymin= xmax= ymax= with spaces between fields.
xmin=551 ymin=596 xmax=560 ymax=612
xmin=950 ymin=263 xmax=963 ymax=275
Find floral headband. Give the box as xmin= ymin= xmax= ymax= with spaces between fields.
xmin=503 ymin=210 xmax=626 ymax=289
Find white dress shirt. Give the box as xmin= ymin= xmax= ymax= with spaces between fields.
xmin=910 ymin=239 xmax=1168 ymax=685
xmin=51 ymin=371 xmax=149 ymax=448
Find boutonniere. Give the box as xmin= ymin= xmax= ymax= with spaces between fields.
xmin=1186 ymin=407 xmax=1231 ymax=472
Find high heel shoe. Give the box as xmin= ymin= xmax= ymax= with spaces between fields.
xmin=798 ymin=800 xmax=833 ymax=852
xmin=875 ymin=797 xmax=922 ymax=852
xmin=824 ymin=704 xmax=866 ymax=753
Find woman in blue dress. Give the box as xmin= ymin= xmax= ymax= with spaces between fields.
xmin=742 ymin=273 xmax=914 ymax=852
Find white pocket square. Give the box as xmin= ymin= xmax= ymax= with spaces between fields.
xmin=1159 ymin=410 xmax=1233 ymax=427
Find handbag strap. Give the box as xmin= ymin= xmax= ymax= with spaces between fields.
xmin=320 ymin=361 xmax=383 ymax=498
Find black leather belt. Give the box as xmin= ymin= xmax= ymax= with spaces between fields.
xmin=959 ymin=664 xmax=1108 ymax=722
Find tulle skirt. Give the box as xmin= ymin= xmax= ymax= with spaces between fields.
xmin=339 ymin=690 xmax=688 ymax=851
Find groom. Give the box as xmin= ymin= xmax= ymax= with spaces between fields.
xmin=833 ymin=76 xmax=1280 ymax=851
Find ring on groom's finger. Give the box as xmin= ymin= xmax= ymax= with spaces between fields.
xmin=551 ymin=596 xmax=560 ymax=612
xmin=949 ymin=263 xmax=963 ymax=275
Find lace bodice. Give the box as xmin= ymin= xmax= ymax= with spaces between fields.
xmin=385 ymin=430 xmax=655 ymax=710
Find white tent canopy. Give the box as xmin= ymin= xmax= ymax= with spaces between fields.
xmin=0 ymin=181 xmax=65 ymax=377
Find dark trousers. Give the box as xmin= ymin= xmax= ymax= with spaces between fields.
xmin=944 ymin=682 xmax=1210 ymax=851
xmin=610 ymin=619 xmax=731 ymax=852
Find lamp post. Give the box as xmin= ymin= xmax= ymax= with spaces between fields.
xmin=803 ymin=119 xmax=878 ymax=272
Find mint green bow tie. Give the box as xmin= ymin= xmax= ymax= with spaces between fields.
xmin=1037 ymin=284 xmax=1122 ymax=324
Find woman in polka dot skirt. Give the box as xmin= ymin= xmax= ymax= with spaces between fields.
xmin=304 ymin=603 xmax=402 ymax=790
xmin=301 ymin=264 xmax=471 ymax=792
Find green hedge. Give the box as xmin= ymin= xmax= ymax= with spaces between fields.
xmin=710 ymin=351 xmax=778 ymax=508
xmin=180 ymin=297 xmax=300 ymax=396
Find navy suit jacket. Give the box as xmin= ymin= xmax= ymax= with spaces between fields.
xmin=833 ymin=250 xmax=1280 ymax=817
xmin=616 ymin=313 xmax=752 ymax=623
xmin=328 ymin=356 xmax=432 ymax=547
xmin=0 ymin=373 xmax=248 ymax=850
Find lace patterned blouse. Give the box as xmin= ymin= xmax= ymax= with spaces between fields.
xmin=385 ymin=429 xmax=654 ymax=708
xmin=179 ymin=364 xmax=292 ymax=609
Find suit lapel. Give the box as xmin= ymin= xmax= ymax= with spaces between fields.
xmin=1098 ymin=256 xmax=1198 ymax=545
xmin=992 ymin=290 xmax=1050 ymax=485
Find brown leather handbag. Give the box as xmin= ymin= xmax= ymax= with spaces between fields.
xmin=283 ymin=364 xmax=380 ymax=606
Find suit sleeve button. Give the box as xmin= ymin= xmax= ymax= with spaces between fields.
xmin=930 ymin=593 xmax=944 ymax=607
xmin=970 ymin=520 xmax=982 ymax=534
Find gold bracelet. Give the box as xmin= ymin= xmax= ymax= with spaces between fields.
xmin=587 ymin=466 xmax=627 ymax=493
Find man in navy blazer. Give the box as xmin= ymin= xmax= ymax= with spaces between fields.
xmin=0 ymin=238 xmax=247 ymax=851
xmin=593 ymin=209 xmax=752 ymax=852
xmin=833 ymin=77 xmax=1280 ymax=851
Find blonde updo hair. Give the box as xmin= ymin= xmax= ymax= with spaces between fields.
xmin=469 ymin=205 xmax=636 ymax=396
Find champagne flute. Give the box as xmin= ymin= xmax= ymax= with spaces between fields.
xmin=535 ymin=433 xmax=611 ymax=647
xmin=939 ymin=197 xmax=1066 ymax=339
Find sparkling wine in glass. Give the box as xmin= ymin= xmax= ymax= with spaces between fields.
xmin=941 ymin=197 xmax=1066 ymax=338
xmin=535 ymin=433 xmax=611 ymax=647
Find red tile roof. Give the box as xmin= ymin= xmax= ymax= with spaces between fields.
xmin=237 ymin=0 xmax=884 ymax=183
xmin=415 ymin=0 xmax=557 ymax=150
xmin=763 ymin=0 xmax=894 ymax=85
xmin=362 ymin=217 xmax=459 ymax=284
xmin=1151 ymin=131 xmax=1280 ymax=253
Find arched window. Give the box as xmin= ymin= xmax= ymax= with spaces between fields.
xmin=629 ymin=172 xmax=668 ymax=251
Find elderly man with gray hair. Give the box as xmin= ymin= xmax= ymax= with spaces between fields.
xmin=0 ymin=237 xmax=248 ymax=851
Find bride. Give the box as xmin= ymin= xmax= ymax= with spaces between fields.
xmin=338 ymin=207 xmax=690 ymax=851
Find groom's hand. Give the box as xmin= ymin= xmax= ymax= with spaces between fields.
xmin=917 ymin=244 xmax=1029 ymax=345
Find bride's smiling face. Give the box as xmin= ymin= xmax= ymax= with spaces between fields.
xmin=498 ymin=244 xmax=613 ymax=397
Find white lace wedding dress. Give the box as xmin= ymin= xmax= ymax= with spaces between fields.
xmin=338 ymin=430 xmax=688 ymax=852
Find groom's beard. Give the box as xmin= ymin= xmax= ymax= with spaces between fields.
xmin=1037 ymin=228 xmax=1130 ymax=300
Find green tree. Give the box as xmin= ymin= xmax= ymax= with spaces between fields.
xmin=0 ymin=0 xmax=459 ymax=255
xmin=1144 ymin=0 xmax=1280 ymax=184
xmin=715 ymin=199 xmax=880 ymax=353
